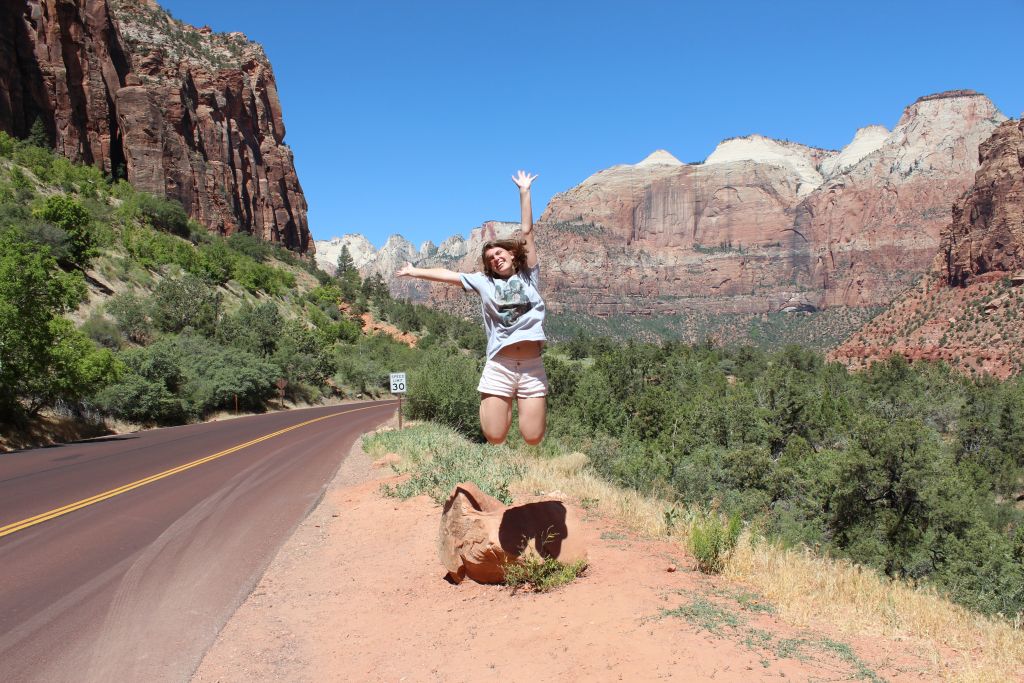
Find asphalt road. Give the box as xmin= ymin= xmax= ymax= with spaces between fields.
xmin=0 ymin=401 xmax=397 ymax=683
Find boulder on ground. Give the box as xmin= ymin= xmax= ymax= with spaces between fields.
xmin=437 ymin=482 xmax=588 ymax=584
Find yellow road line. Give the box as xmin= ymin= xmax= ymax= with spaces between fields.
xmin=0 ymin=404 xmax=393 ymax=539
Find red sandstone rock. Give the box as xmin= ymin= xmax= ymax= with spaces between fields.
xmin=833 ymin=115 xmax=1024 ymax=377
xmin=348 ymin=92 xmax=1005 ymax=328
xmin=937 ymin=118 xmax=1024 ymax=285
xmin=438 ymin=482 xmax=587 ymax=585
xmin=0 ymin=0 xmax=311 ymax=253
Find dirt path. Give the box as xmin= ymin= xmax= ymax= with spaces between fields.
xmin=192 ymin=436 xmax=940 ymax=682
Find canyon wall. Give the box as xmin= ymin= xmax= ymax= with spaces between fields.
xmin=0 ymin=0 xmax=310 ymax=252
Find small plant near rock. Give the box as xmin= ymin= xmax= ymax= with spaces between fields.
xmin=688 ymin=511 xmax=742 ymax=574
xmin=502 ymin=553 xmax=587 ymax=593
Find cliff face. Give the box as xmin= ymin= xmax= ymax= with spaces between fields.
xmin=937 ymin=117 xmax=1024 ymax=285
xmin=527 ymin=91 xmax=1006 ymax=319
xmin=799 ymin=91 xmax=1006 ymax=307
xmin=831 ymin=116 xmax=1024 ymax=378
xmin=0 ymin=0 xmax=311 ymax=253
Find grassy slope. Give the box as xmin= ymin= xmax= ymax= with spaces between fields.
xmin=365 ymin=422 xmax=1024 ymax=682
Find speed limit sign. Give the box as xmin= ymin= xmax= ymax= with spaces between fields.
xmin=389 ymin=372 xmax=407 ymax=394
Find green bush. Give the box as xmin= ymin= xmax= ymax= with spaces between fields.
xmin=106 ymin=292 xmax=154 ymax=345
xmin=369 ymin=424 xmax=523 ymax=505
xmin=150 ymin=274 xmax=221 ymax=336
xmin=689 ymin=511 xmax=742 ymax=574
xmin=81 ymin=312 xmax=123 ymax=350
xmin=119 ymin=192 xmax=190 ymax=237
xmin=0 ymin=226 xmax=116 ymax=421
xmin=33 ymin=194 xmax=97 ymax=267
xmin=97 ymin=333 xmax=278 ymax=423
xmin=406 ymin=348 xmax=481 ymax=439
xmin=503 ymin=556 xmax=587 ymax=593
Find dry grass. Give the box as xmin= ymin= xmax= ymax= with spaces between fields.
xmin=517 ymin=451 xmax=1024 ymax=682
xmin=371 ymin=425 xmax=1024 ymax=682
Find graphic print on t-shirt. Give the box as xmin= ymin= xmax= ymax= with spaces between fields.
xmin=494 ymin=276 xmax=533 ymax=327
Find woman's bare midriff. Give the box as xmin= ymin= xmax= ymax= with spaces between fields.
xmin=495 ymin=340 xmax=543 ymax=360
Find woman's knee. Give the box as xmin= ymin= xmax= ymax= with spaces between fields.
xmin=517 ymin=397 xmax=547 ymax=445
xmin=480 ymin=395 xmax=512 ymax=444
xmin=522 ymin=430 xmax=545 ymax=446
xmin=481 ymin=419 xmax=509 ymax=446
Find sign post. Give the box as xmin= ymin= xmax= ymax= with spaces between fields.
xmin=389 ymin=372 xmax=407 ymax=429
xmin=275 ymin=378 xmax=288 ymax=410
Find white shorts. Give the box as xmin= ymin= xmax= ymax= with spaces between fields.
xmin=477 ymin=355 xmax=549 ymax=398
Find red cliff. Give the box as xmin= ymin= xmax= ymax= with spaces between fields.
xmin=0 ymin=0 xmax=311 ymax=253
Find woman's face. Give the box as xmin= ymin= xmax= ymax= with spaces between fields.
xmin=484 ymin=247 xmax=515 ymax=278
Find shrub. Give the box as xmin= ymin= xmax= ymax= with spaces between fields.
xmin=81 ymin=312 xmax=123 ymax=350
xmin=33 ymin=194 xmax=97 ymax=267
xmin=688 ymin=511 xmax=742 ymax=574
xmin=120 ymin=192 xmax=190 ymax=237
xmin=106 ymin=292 xmax=154 ymax=345
xmin=406 ymin=348 xmax=481 ymax=439
xmin=226 ymin=232 xmax=272 ymax=262
xmin=150 ymin=274 xmax=221 ymax=336
xmin=503 ymin=555 xmax=587 ymax=593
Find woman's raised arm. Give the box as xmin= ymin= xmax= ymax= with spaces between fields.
xmin=395 ymin=262 xmax=463 ymax=285
xmin=512 ymin=170 xmax=538 ymax=268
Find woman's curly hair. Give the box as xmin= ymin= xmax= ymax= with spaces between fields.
xmin=480 ymin=239 xmax=528 ymax=278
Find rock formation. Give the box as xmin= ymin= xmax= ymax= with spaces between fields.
xmin=438 ymin=482 xmax=587 ymax=585
xmin=0 ymin=0 xmax=311 ymax=253
xmin=314 ymin=234 xmax=377 ymax=275
xmin=318 ymin=91 xmax=1006 ymax=345
xmin=797 ymin=91 xmax=1006 ymax=307
xmin=832 ymin=115 xmax=1024 ymax=377
xmin=937 ymin=117 xmax=1024 ymax=285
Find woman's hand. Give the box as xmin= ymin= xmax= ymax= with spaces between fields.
xmin=512 ymin=170 xmax=538 ymax=191
xmin=396 ymin=262 xmax=415 ymax=278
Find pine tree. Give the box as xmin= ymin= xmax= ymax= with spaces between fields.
xmin=26 ymin=116 xmax=50 ymax=148
xmin=336 ymin=245 xmax=355 ymax=276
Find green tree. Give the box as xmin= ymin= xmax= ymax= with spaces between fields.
xmin=0 ymin=227 xmax=114 ymax=421
xmin=216 ymin=301 xmax=283 ymax=356
xmin=26 ymin=117 xmax=50 ymax=148
xmin=33 ymin=194 xmax=97 ymax=267
xmin=336 ymin=245 xmax=356 ymax=277
xmin=150 ymin=274 xmax=221 ymax=336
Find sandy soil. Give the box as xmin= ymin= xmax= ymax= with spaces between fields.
xmin=192 ymin=434 xmax=943 ymax=682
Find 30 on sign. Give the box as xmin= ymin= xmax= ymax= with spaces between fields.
xmin=389 ymin=372 xmax=407 ymax=394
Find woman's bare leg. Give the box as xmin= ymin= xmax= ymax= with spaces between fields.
xmin=517 ymin=396 xmax=547 ymax=445
xmin=479 ymin=394 xmax=514 ymax=444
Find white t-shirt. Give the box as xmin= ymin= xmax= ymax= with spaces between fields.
xmin=460 ymin=264 xmax=547 ymax=359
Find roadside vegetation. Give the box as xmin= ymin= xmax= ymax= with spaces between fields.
xmin=364 ymin=421 xmax=1023 ymax=681
xmin=0 ymin=131 xmax=484 ymax=440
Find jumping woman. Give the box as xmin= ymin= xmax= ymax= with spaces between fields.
xmin=396 ymin=170 xmax=547 ymax=445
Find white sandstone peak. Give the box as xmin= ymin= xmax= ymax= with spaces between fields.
xmin=635 ymin=149 xmax=683 ymax=167
xmin=820 ymin=125 xmax=889 ymax=178
xmin=313 ymin=233 xmax=377 ymax=274
xmin=880 ymin=92 xmax=1007 ymax=179
xmin=705 ymin=135 xmax=826 ymax=196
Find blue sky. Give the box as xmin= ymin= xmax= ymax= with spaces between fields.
xmin=158 ymin=0 xmax=1024 ymax=248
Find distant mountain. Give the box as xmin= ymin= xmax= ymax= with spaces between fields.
xmin=316 ymin=91 xmax=1007 ymax=347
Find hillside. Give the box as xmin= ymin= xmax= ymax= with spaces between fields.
xmin=0 ymin=132 xmax=483 ymax=449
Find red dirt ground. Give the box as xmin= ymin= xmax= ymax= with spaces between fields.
xmin=192 ymin=435 xmax=943 ymax=682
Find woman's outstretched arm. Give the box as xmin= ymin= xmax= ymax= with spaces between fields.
xmin=395 ymin=262 xmax=462 ymax=285
xmin=512 ymin=170 xmax=538 ymax=268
